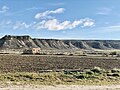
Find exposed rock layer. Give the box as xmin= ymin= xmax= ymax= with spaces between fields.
xmin=0 ymin=35 xmax=120 ymax=50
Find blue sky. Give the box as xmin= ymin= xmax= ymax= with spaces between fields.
xmin=0 ymin=0 xmax=120 ymax=39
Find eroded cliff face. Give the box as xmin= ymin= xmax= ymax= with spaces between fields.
xmin=0 ymin=35 xmax=120 ymax=50
xmin=0 ymin=35 xmax=38 ymax=49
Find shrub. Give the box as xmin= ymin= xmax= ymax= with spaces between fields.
xmin=107 ymin=73 xmax=120 ymax=77
xmin=75 ymin=74 xmax=86 ymax=79
xmin=55 ymin=53 xmax=65 ymax=55
xmin=109 ymin=52 xmax=117 ymax=55
xmin=112 ymin=73 xmax=120 ymax=77
xmin=85 ymin=69 xmax=94 ymax=75
xmin=91 ymin=67 xmax=103 ymax=74
xmin=68 ymin=54 xmax=73 ymax=56
xmin=111 ymin=68 xmax=120 ymax=73
xmin=107 ymin=73 xmax=113 ymax=76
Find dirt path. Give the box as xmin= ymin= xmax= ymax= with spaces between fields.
xmin=0 ymin=85 xmax=120 ymax=90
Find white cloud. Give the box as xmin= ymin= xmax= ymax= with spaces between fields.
xmin=26 ymin=7 xmax=42 ymax=11
xmin=35 ymin=8 xmax=65 ymax=19
xmin=33 ymin=8 xmax=95 ymax=30
xmin=11 ymin=18 xmax=95 ymax=30
xmin=0 ymin=6 xmax=9 ymax=13
xmin=43 ymin=19 xmax=70 ymax=30
xmin=11 ymin=7 xmax=95 ymax=31
xmin=13 ymin=22 xmax=32 ymax=30
xmin=51 ymin=8 xmax=64 ymax=13
xmin=0 ymin=18 xmax=94 ymax=31
xmin=82 ymin=18 xmax=95 ymax=27
xmin=96 ymin=8 xmax=112 ymax=15
xmin=34 ymin=18 xmax=95 ymax=30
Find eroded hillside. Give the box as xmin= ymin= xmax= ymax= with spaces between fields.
xmin=0 ymin=35 xmax=120 ymax=50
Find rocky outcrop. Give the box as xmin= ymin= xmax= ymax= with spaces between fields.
xmin=0 ymin=35 xmax=120 ymax=50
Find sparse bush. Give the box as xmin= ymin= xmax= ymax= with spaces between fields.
xmin=109 ymin=52 xmax=117 ymax=55
xmin=75 ymin=74 xmax=86 ymax=79
xmin=64 ymin=71 xmax=72 ymax=74
xmin=111 ymin=68 xmax=120 ymax=73
xmin=112 ymin=73 xmax=120 ymax=77
xmin=55 ymin=53 xmax=65 ymax=55
xmin=107 ymin=73 xmax=113 ymax=76
xmin=107 ymin=73 xmax=120 ymax=77
xmin=22 ymin=74 xmax=33 ymax=79
xmin=91 ymin=67 xmax=103 ymax=74
xmin=85 ymin=70 xmax=94 ymax=75
xmin=68 ymin=53 xmax=73 ymax=56
xmin=39 ymin=52 xmax=47 ymax=55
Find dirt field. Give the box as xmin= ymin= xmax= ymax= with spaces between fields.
xmin=0 ymin=55 xmax=119 ymax=89
xmin=1 ymin=85 xmax=120 ymax=90
xmin=0 ymin=54 xmax=119 ymax=72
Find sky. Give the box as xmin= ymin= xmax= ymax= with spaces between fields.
xmin=0 ymin=0 xmax=120 ymax=40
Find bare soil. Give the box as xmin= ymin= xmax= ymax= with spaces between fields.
xmin=1 ymin=85 xmax=120 ymax=90
xmin=0 ymin=55 xmax=119 ymax=72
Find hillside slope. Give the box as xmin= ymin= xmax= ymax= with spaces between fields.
xmin=0 ymin=35 xmax=120 ymax=50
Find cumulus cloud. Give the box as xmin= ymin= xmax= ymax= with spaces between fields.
xmin=12 ymin=18 xmax=95 ymax=30
xmin=34 ymin=18 xmax=95 ymax=30
xmin=82 ymin=18 xmax=95 ymax=27
xmin=0 ymin=6 xmax=9 ymax=13
xmin=12 ymin=8 xmax=95 ymax=31
xmin=35 ymin=8 xmax=65 ymax=19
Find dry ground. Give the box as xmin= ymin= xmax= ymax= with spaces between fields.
xmin=0 ymin=54 xmax=119 ymax=72
xmin=0 ymin=85 xmax=120 ymax=90
xmin=0 ymin=55 xmax=119 ymax=89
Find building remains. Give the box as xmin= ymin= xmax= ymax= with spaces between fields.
xmin=23 ymin=48 xmax=41 ymax=54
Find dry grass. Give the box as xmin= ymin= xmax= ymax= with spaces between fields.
xmin=0 ymin=68 xmax=120 ymax=85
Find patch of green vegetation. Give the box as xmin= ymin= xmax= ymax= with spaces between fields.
xmin=111 ymin=68 xmax=120 ymax=73
xmin=62 ymin=67 xmax=120 ymax=85
xmin=0 ymin=67 xmax=120 ymax=85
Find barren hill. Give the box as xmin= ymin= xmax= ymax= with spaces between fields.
xmin=0 ymin=35 xmax=120 ymax=50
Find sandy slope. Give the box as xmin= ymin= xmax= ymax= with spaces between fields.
xmin=0 ymin=85 xmax=120 ymax=90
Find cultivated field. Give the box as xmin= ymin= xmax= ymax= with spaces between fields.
xmin=0 ymin=54 xmax=119 ymax=89
xmin=0 ymin=54 xmax=119 ymax=72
